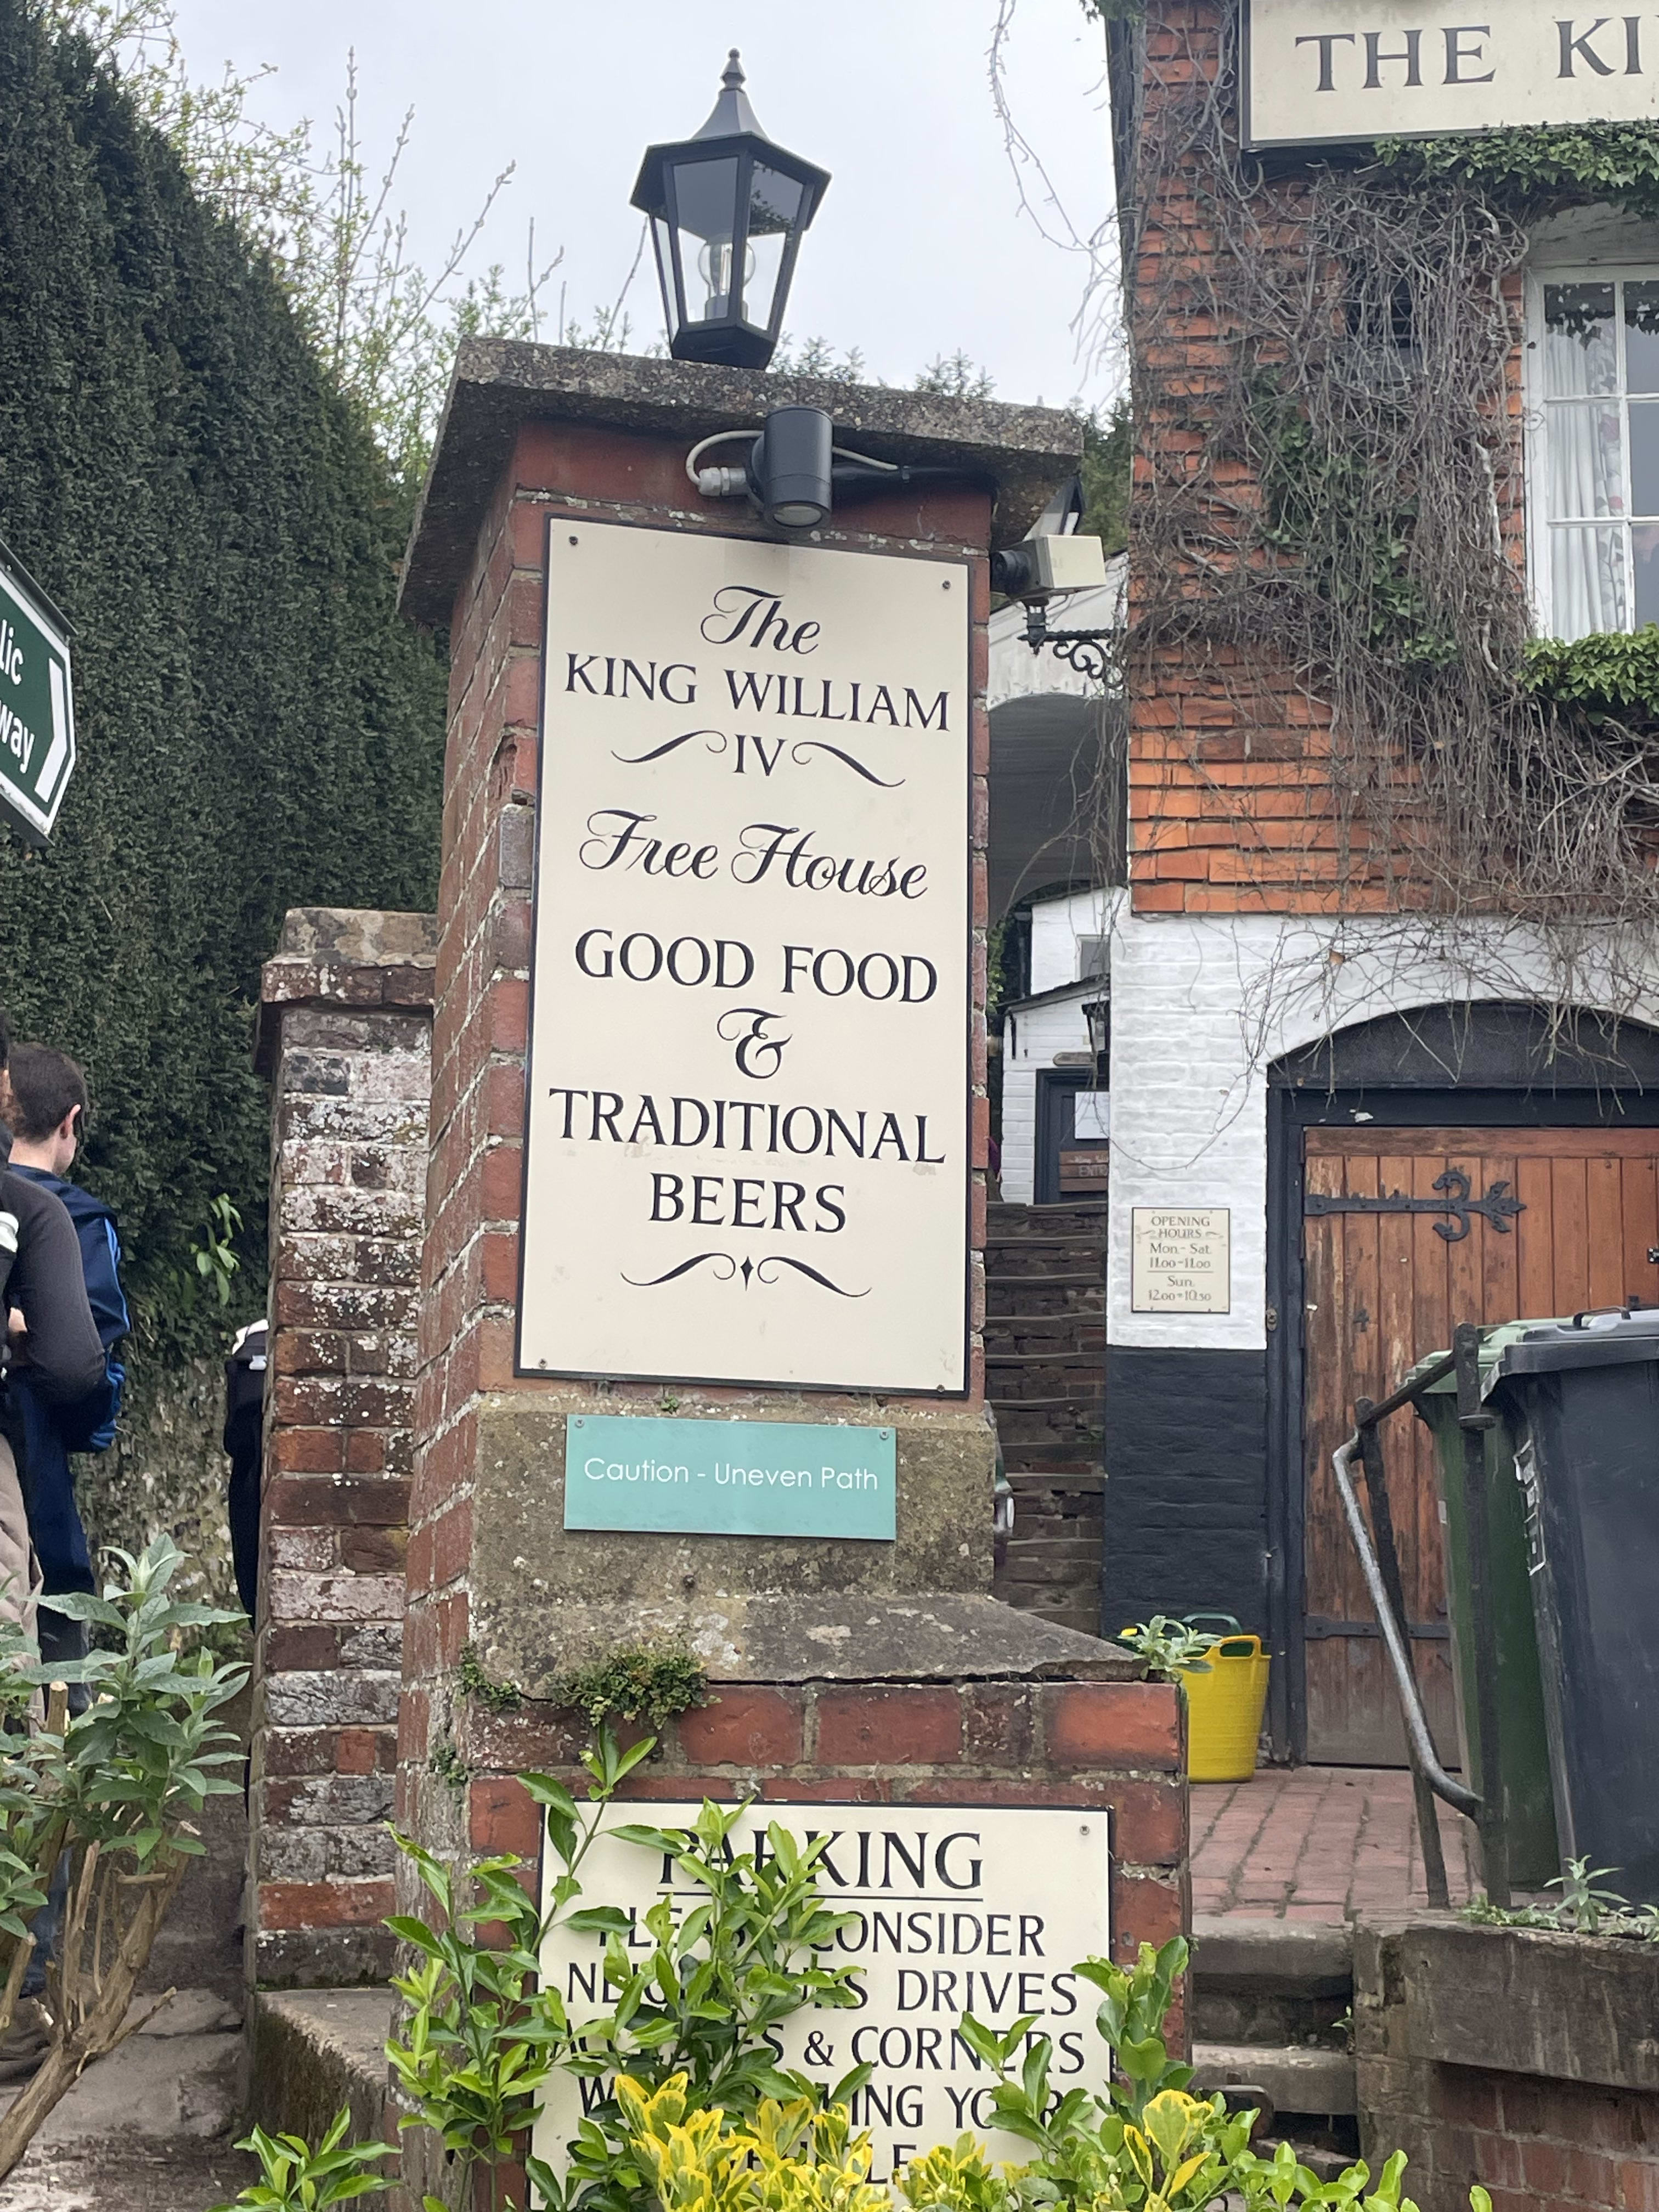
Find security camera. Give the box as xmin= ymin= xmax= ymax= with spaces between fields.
xmin=991 ymin=534 xmax=1109 ymax=599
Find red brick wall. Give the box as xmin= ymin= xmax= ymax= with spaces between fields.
xmin=250 ymin=909 xmax=436 ymax=1987
xmin=1126 ymin=0 xmax=1528 ymax=917
xmin=450 ymin=1676 xmax=1187 ymax=1979
xmin=1355 ymin=1922 xmax=1659 ymax=2212
xmin=397 ymin=423 xmax=998 ymax=1826
xmin=1417 ymin=2068 xmax=1659 ymax=2212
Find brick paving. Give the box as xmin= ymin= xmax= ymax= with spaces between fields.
xmin=1192 ymin=1765 xmax=1482 ymax=1921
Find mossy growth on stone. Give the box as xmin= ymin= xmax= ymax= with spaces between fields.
xmin=457 ymin=1644 xmax=524 ymax=1713
xmin=550 ymin=1644 xmax=709 ymax=1732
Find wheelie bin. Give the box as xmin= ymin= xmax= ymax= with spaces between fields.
xmin=1485 ymin=1310 xmax=1659 ymax=1907
xmin=1408 ymin=1332 xmax=1560 ymax=1890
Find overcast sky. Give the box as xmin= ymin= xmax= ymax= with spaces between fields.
xmin=166 ymin=0 xmax=1119 ymax=410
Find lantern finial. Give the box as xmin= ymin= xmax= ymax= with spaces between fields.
xmin=697 ymin=48 xmax=764 ymax=139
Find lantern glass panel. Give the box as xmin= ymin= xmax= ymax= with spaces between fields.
xmin=665 ymin=154 xmax=743 ymax=324
xmin=742 ymin=163 xmax=805 ymax=330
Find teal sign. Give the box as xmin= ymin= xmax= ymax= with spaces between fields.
xmin=0 ymin=543 xmax=75 ymax=844
xmin=563 ymin=1415 xmax=895 ymax=1541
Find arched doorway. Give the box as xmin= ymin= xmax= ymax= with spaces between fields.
xmin=1268 ymin=1004 xmax=1659 ymax=1764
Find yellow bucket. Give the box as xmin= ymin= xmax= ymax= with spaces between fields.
xmin=1182 ymin=1615 xmax=1271 ymax=1783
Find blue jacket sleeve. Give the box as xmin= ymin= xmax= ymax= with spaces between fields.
xmin=54 ymin=1214 xmax=129 ymax=1455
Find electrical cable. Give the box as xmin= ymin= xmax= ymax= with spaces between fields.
xmin=684 ymin=429 xmax=761 ymax=487
xmin=830 ymin=445 xmax=898 ymax=472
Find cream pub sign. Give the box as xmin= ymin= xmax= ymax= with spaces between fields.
xmin=518 ymin=522 xmax=970 ymax=1395
xmin=1244 ymin=1 xmax=1659 ymax=146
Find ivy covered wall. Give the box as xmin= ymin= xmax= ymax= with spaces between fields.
xmin=0 ymin=0 xmax=446 ymax=1352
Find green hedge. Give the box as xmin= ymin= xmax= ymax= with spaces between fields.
xmin=0 ymin=0 xmax=446 ymax=1350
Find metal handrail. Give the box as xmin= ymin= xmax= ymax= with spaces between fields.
xmin=1330 ymin=1435 xmax=1480 ymax=1820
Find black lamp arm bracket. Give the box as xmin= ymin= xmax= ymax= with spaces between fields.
xmin=1017 ymin=596 xmax=1121 ymax=684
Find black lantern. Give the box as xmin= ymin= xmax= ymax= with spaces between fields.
xmin=1083 ymin=998 xmax=1111 ymax=1083
xmin=631 ymin=52 xmax=830 ymax=372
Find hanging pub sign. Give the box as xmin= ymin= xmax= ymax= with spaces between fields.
xmin=0 ymin=540 xmax=75 ymax=845
xmin=518 ymin=521 xmax=969 ymax=1393
xmin=1243 ymin=2 xmax=1659 ymax=149
xmin=532 ymin=1799 xmax=1111 ymax=2183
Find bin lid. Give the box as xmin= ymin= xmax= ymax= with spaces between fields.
xmin=1483 ymin=1307 xmax=1659 ymax=1391
xmin=1405 ymin=1319 xmax=1568 ymax=1402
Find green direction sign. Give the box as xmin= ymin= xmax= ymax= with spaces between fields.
xmin=563 ymin=1414 xmax=896 ymax=1541
xmin=0 ymin=545 xmax=75 ymax=844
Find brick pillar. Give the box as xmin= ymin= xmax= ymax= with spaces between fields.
xmin=250 ymin=906 xmax=436 ymax=1988
xmin=390 ymin=348 xmax=1184 ymax=2196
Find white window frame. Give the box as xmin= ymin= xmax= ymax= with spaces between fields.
xmin=1525 ymin=261 xmax=1659 ymax=640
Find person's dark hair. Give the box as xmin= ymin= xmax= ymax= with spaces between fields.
xmin=0 ymin=1002 xmax=9 ymax=1075
xmin=5 ymin=1045 xmax=88 ymax=1144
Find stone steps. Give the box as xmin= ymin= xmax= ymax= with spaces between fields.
xmin=1190 ymin=1916 xmax=1359 ymax=2159
xmin=985 ymin=1201 xmax=1105 ymax=1634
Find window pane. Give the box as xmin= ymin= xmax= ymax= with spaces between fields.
xmin=1627 ymin=281 xmax=1659 ymax=394
xmin=664 ymin=155 xmax=742 ymax=323
xmin=1550 ymin=526 xmax=1628 ymax=639
xmin=737 ymin=165 xmax=804 ymax=332
xmin=1544 ymin=283 xmax=1618 ymax=397
xmin=667 ymin=154 xmax=739 ymax=241
xmin=1632 ymin=401 xmax=1659 ymax=515
xmin=1635 ymin=526 xmax=1659 ymax=628
xmin=748 ymin=164 xmax=804 ymax=238
xmin=1548 ymin=402 xmax=1624 ymax=518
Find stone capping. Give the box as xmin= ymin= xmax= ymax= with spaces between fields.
xmin=254 ymin=907 xmax=438 ymax=1077
xmin=1356 ymin=1918 xmax=1659 ymax=2095
xmin=464 ymin=1594 xmax=1142 ymax=1700
xmin=399 ymin=338 xmax=1086 ymax=623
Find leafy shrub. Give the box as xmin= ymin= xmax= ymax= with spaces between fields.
xmin=0 ymin=1536 xmax=245 ymax=2179
xmin=216 ymin=1740 xmax=1492 ymax=2212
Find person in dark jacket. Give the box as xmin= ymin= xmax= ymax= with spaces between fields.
xmin=0 ymin=1032 xmax=105 ymax=1426
xmin=0 ymin=1014 xmax=104 ymax=2077
xmin=224 ymin=1318 xmax=267 ymax=1621
xmin=2 ymin=1045 xmax=129 ymax=1640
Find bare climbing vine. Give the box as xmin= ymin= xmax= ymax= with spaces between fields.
xmin=1111 ymin=3 xmax=1659 ymax=1020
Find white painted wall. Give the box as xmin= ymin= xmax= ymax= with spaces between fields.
xmin=998 ymin=888 xmax=1119 ymax=1203
xmin=1103 ymin=908 xmax=1659 ymax=1350
xmin=1030 ymin=887 xmax=1112 ymax=993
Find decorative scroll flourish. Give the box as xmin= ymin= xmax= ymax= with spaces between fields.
xmin=788 ymin=741 xmax=903 ymax=788
xmin=611 ymin=729 xmax=727 ymax=765
xmin=1305 ymin=1169 xmax=1525 ymax=1244
xmin=623 ymin=1252 xmax=869 ymax=1296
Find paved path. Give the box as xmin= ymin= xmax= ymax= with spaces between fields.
xmin=1192 ymin=1764 xmax=1482 ymax=1921
xmin=0 ymin=1694 xmax=256 ymax=2211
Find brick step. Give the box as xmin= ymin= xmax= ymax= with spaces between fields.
xmin=987 ymin=1203 xmax=1107 ymax=1229
xmin=985 ymin=1299 xmax=1104 ymax=1325
xmin=1190 ymin=2044 xmax=1356 ymax=2121
xmin=985 ymin=1351 xmax=1103 ymax=1370
xmin=1191 ymin=1918 xmax=1354 ymax=2054
xmin=1001 ymin=1458 xmax=1103 ymax=1480
xmin=983 ymin=1310 xmax=1107 ymax=1330
xmin=986 ymin=1238 xmax=1106 ymax=1256
xmin=984 ymin=1271 xmax=1101 ymax=1291
xmin=992 ymin=1587 xmax=1102 ymax=1639
xmin=1003 ymin=1550 xmax=1104 ymax=1587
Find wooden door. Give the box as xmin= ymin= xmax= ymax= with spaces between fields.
xmin=1037 ymin=1073 xmax=1110 ymax=1203
xmin=1302 ymin=1125 xmax=1659 ymax=1765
